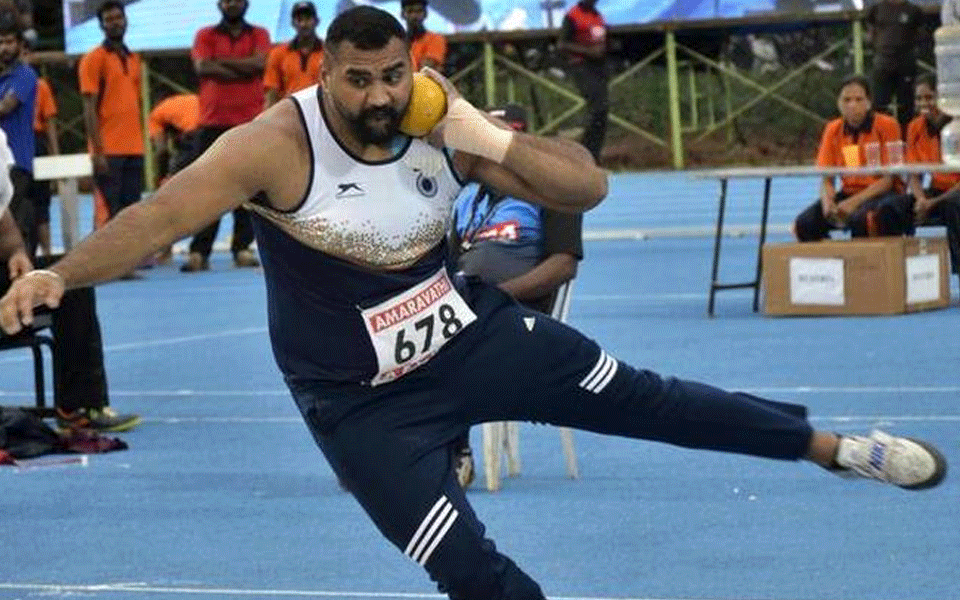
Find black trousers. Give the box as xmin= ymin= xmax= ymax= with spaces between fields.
xmin=878 ymin=188 xmax=960 ymax=273
xmin=94 ymin=155 xmax=144 ymax=218
xmin=872 ymin=62 xmax=916 ymax=133
xmin=793 ymin=190 xmax=903 ymax=241
xmin=29 ymin=134 xmax=52 ymax=225
xmin=1 ymin=255 xmax=110 ymax=411
xmin=289 ymin=282 xmax=813 ymax=600
xmin=185 ymin=126 xmax=255 ymax=257
xmin=8 ymin=167 xmax=35 ymax=258
xmin=569 ymin=61 xmax=609 ymax=161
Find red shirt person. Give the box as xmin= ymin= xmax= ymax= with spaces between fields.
xmin=181 ymin=0 xmax=270 ymax=273
xmin=558 ymin=0 xmax=608 ymax=160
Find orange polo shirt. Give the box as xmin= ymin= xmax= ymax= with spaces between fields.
xmin=816 ymin=111 xmax=901 ymax=194
xmin=410 ymin=31 xmax=446 ymax=70
xmin=905 ymin=114 xmax=960 ymax=192
xmin=78 ymin=43 xmax=144 ymax=156
xmin=263 ymin=38 xmax=323 ymax=99
xmin=148 ymin=94 xmax=200 ymax=141
xmin=33 ymin=77 xmax=56 ymax=133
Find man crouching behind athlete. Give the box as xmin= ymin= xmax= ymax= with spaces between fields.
xmin=0 ymin=7 xmax=946 ymax=600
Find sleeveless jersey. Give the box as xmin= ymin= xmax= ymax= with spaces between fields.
xmin=247 ymin=85 xmax=465 ymax=383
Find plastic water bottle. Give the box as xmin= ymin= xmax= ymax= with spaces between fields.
xmin=935 ymin=26 xmax=960 ymax=164
xmin=943 ymin=120 xmax=960 ymax=165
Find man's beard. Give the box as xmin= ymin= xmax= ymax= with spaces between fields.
xmin=222 ymin=6 xmax=248 ymax=24
xmin=0 ymin=52 xmax=17 ymax=68
xmin=350 ymin=106 xmax=403 ymax=145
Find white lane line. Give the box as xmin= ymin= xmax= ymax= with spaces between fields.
xmin=0 ymin=407 xmax=952 ymax=427
xmin=576 ymin=293 xmax=728 ymax=301
xmin=144 ymin=415 xmax=960 ymax=424
xmin=583 ymin=224 xmax=792 ymax=240
xmin=136 ymin=415 xmax=960 ymax=425
xmin=0 ymin=327 xmax=268 ymax=364
xmin=6 ymin=385 xmax=960 ymax=397
xmin=2 ymin=389 xmax=288 ymax=397
xmin=739 ymin=386 xmax=960 ymax=394
xmin=103 ymin=327 xmax=268 ymax=352
xmin=0 ymin=582 xmax=803 ymax=600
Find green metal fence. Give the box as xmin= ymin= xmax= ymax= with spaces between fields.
xmin=31 ymin=8 xmax=941 ymax=190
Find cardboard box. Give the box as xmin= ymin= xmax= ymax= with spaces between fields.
xmin=762 ymin=237 xmax=950 ymax=316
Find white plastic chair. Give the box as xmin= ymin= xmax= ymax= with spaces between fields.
xmin=481 ymin=280 xmax=579 ymax=491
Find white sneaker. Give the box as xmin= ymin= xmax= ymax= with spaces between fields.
xmin=834 ymin=430 xmax=947 ymax=490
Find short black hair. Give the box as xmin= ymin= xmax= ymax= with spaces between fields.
xmin=325 ymin=6 xmax=405 ymax=52
xmin=97 ymin=0 xmax=125 ymax=22
xmin=0 ymin=8 xmax=18 ymax=34
xmin=916 ymin=73 xmax=937 ymax=91
xmin=0 ymin=11 xmax=22 ymax=42
xmin=839 ymin=74 xmax=871 ymax=99
xmin=400 ymin=0 xmax=427 ymax=8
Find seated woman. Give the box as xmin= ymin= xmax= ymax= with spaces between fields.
xmin=898 ymin=74 xmax=960 ymax=272
xmin=793 ymin=75 xmax=903 ymax=241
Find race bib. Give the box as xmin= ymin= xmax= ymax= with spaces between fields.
xmin=361 ymin=268 xmax=476 ymax=386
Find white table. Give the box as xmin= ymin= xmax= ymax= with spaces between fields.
xmin=691 ymin=163 xmax=960 ymax=316
xmin=32 ymin=153 xmax=92 ymax=252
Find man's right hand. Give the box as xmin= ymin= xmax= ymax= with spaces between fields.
xmin=92 ymin=152 xmax=109 ymax=175
xmin=0 ymin=270 xmax=65 ymax=334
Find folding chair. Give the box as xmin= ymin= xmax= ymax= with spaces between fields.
xmin=481 ymin=280 xmax=579 ymax=492
xmin=0 ymin=313 xmax=56 ymax=416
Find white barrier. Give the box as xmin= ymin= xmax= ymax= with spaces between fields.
xmin=33 ymin=153 xmax=92 ymax=251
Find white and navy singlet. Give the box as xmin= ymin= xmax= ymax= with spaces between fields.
xmin=246 ymin=85 xmax=465 ymax=383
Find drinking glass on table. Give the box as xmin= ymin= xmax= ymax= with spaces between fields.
xmin=865 ymin=141 xmax=881 ymax=167
xmin=886 ymin=140 xmax=905 ymax=165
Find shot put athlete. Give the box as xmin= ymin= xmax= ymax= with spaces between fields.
xmin=0 ymin=7 xmax=946 ymax=600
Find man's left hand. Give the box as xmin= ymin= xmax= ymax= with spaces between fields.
xmin=0 ymin=270 xmax=65 ymax=334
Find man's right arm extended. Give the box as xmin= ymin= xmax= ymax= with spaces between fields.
xmin=0 ymin=116 xmax=290 ymax=333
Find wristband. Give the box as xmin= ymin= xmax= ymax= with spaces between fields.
xmin=441 ymin=98 xmax=515 ymax=163
xmin=26 ymin=269 xmax=65 ymax=286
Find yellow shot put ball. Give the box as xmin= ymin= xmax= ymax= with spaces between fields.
xmin=400 ymin=73 xmax=447 ymax=137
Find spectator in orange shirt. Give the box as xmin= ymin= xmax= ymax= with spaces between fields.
xmin=77 ymin=1 xmax=144 ymax=222
xmin=263 ymin=1 xmax=322 ymax=109
xmin=23 ymin=42 xmax=56 ymax=256
xmin=401 ymin=0 xmax=446 ymax=71
xmin=148 ymin=91 xmax=199 ymax=266
xmin=793 ymin=75 xmax=903 ymax=241
xmin=148 ymin=93 xmax=200 ymax=185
